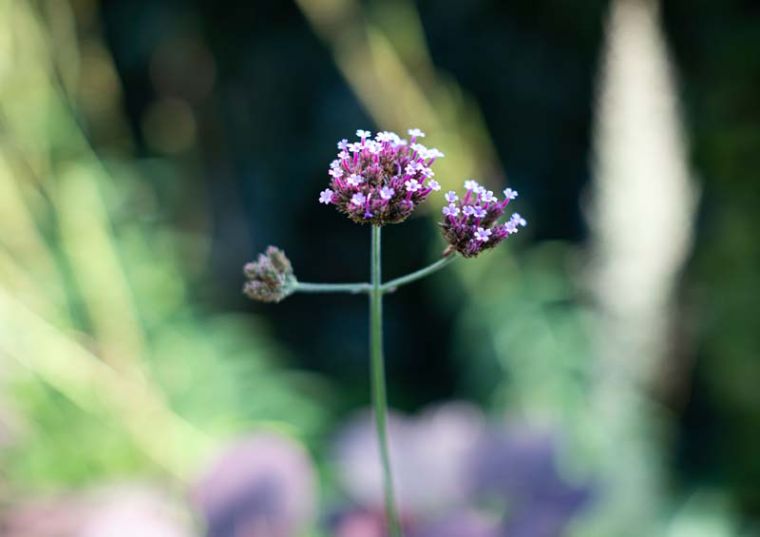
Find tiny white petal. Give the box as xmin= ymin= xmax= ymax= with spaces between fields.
xmin=474 ymin=226 xmax=492 ymax=242
xmin=319 ymin=189 xmax=334 ymax=204
xmin=442 ymin=203 xmax=460 ymax=217
xmin=503 ymin=188 xmax=519 ymax=200
xmin=405 ymin=179 xmax=422 ymax=192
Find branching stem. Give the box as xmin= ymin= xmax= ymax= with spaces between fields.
xmin=294 ymin=255 xmax=456 ymax=296
xmin=380 ymin=255 xmax=457 ymax=293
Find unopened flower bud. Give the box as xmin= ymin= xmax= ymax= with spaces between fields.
xmin=242 ymin=247 xmax=296 ymax=303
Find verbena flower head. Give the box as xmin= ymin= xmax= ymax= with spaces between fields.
xmin=440 ymin=181 xmax=526 ymax=257
xmin=319 ymin=128 xmax=444 ymax=225
xmin=243 ymin=246 xmax=296 ymax=303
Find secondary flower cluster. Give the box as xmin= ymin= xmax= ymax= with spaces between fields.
xmin=243 ymin=246 xmax=296 ymax=303
xmin=319 ymin=129 xmax=443 ymax=225
xmin=440 ymin=180 xmax=526 ymax=257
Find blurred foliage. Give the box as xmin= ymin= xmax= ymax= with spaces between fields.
xmin=0 ymin=0 xmax=758 ymax=536
xmin=662 ymin=0 xmax=760 ymax=519
xmin=0 ymin=0 xmax=327 ymax=492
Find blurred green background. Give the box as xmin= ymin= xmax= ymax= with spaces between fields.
xmin=0 ymin=0 xmax=758 ymax=536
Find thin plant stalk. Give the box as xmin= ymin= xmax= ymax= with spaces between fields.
xmin=294 ymin=281 xmax=371 ymax=294
xmin=381 ymin=255 xmax=456 ymax=293
xmin=370 ymin=225 xmax=402 ymax=537
xmin=295 ymin=257 xmax=457 ymax=296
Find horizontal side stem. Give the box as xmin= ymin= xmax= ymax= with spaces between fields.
xmin=380 ymin=255 xmax=457 ymax=293
xmin=292 ymin=253 xmax=457 ymax=295
xmin=294 ymin=281 xmax=371 ymax=294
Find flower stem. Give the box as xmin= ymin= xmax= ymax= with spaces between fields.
xmin=370 ymin=225 xmax=402 ymax=537
xmin=294 ymin=281 xmax=371 ymax=294
xmin=380 ymin=255 xmax=457 ymax=294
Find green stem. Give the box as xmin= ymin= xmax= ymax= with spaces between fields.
xmin=292 ymin=255 xmax=457 ymax=296
xmin=294 ymin=281 xmax=371 ymax=294
xmin=370 ymin=225 xmax=402 ymax=537
xmin=381 ymin=255 xmax=457 ymax=293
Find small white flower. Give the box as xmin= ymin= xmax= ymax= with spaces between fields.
xmin=419 ymin=167 xmax=435 ymax=178
xmin=356 ymin=129 xmax=372 ymax=139
xmin=337 ymin=150 xmax=349 ymax=160
xmin=503 ymin=188 xmax=519 ymax=200
xmin=319 ymin=189 xmax=334 ymax=204
xmin=405 ymin=178 xmax=422 ymax=192
xmin=347 ymin=174 xmax=363 ymax=187
xmin=428 ymin=179 xmax=441 ymax=191
xmin=511 ymin=213 xmax=527 ymax=227
xmin=445 ymin=191 xmax=458 ymax=203
xmin=442 ymin=204 xmax=460 ymax=217
xmin=474 ymin=227 xmax=492 ymax=242
xmin=405 ymin=163 xmax=419 ymax=175
xmin=380 ymin=186 xmax=395 ymax=200
xmin=337 ymin=139 xmax=349 ymax=150
xmin=424 ymin=148 xmax=444 ymax=159
xmin=463 ymin=205 xmax=476 ymax=216
xmin=481 ymin=190 xmax=497 ymax=203
xmin=411 ymin=143 xmax=428 ymax=154
xmin=376 ymin=131 xmax=398 ymax=143
xmin=351 ymin=192 xmax=367 ymax=206
xmin=474 ymin=206 xmax=487 ymax=218
xmin=464 ymin=179 xmax=480 ymax=191
xmin=365 ymin=140 xmax=381 ymax=154
xmin=329 ymin=168 xmax=344 ymax=178
xmin=505 ymin=213 xmax=527 ymax=234
xmin=347 ymin=142 xmax=363 ymax=153
xmin=407 ymin=128 xmax=426 ymax=138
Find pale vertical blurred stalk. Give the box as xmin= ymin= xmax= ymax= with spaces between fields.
xmin=56 ymin=164 xmax=148 ymax=377
xmin=585 ymin=0 xmax=697 ymax=533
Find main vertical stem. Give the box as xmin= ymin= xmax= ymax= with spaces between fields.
xmin=370 ymin=225 xmax=402 ymax=537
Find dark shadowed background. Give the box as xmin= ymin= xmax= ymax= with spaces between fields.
xmin=1 ymin=0 xmax=758 ymax=536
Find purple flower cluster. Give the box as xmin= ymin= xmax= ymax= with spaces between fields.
xmin=440 ymin=180 xmax=526 ymax=257
xmin=190 ymin=404 xmax=592 ymax=537
xmin=319 ymin=129 xmax=443 ymax=225
xmin=332 ymin=403 xmax=592 ymax=537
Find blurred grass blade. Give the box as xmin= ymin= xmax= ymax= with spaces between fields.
xmin=0 ymin=287 xmax=213 ymax=480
